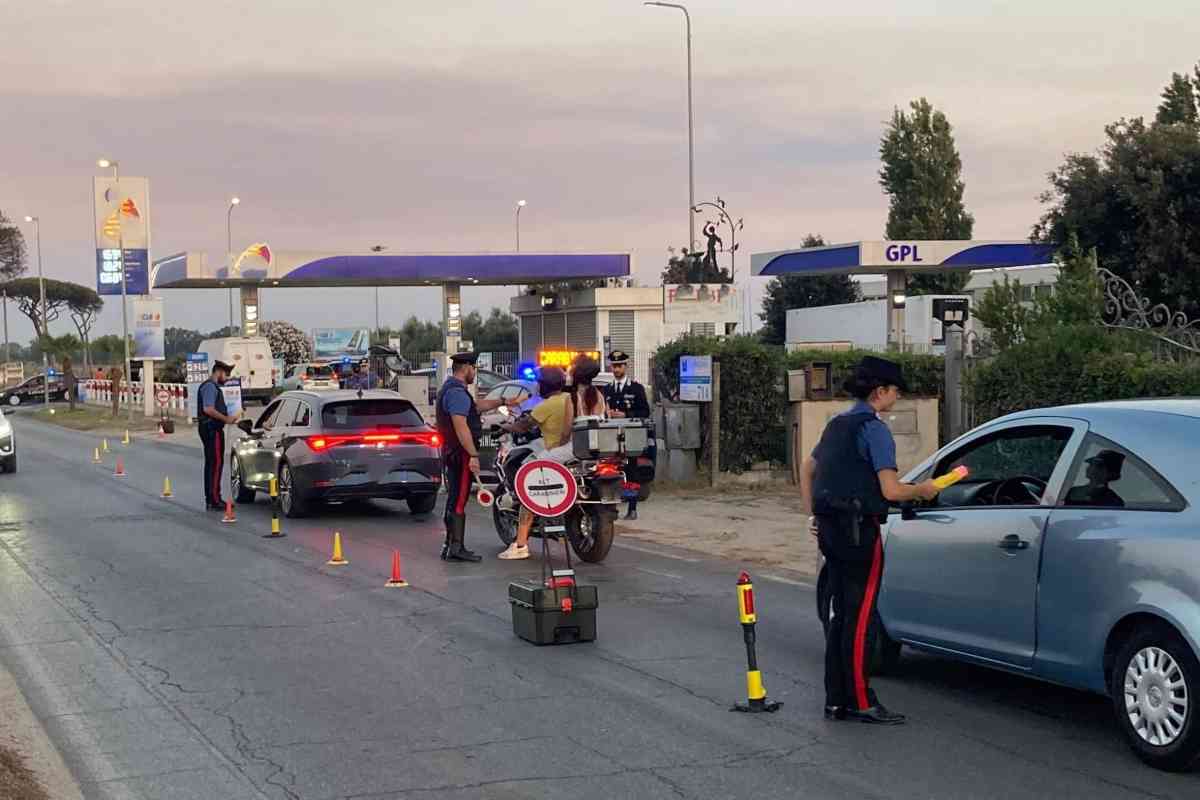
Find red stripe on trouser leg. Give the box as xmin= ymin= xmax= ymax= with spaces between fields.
xmin=853 ymin=533 xmax=884 ymax=710
xmin=454 ymin=457 xmax=471 ymax=514
xmin=211 ymin=430 xmax=224 ymax=506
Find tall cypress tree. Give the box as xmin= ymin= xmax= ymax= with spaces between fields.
xmin=879 ymin=98 xmax=975 ymax=295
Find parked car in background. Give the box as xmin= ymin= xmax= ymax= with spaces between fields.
xmin=231 ymin=390 xmax=442 ymax=518
xmin=278 ymin=363 xmax=339 ymax=393
xmin=0 ymin=375 xmax=67 ymax=407
xmin=0 ymin=409 xmax=15 ymax=472
xmin=196 ymin=337 xmax=275 ymax=405
xmin=817 ymin=400 xmax=1200 ymax=771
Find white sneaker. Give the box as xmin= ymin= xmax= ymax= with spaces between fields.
xmin=498 ymin=543 xmax=530 ymax=560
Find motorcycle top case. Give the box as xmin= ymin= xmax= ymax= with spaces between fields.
xmin=571 ymin=417 xmax=652 ymax=460
xmin=508 ymin=577 xmax=598 ymax=645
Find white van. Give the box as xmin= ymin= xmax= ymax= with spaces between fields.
xmin=196 ymin=337 xmax=276 ymax=405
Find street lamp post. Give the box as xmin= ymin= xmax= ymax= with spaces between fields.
xmin=227 ymin=197 xmax=240 ymax=332
xmin=515 ymin=200 xmax=526 ymax=252
xmin=98 ymin=158 xmax=133 ymax=423
xmin=22 ymin=216 xmax=49 ymax=407
xmin=645 ymin=1 xmax=695 ymax=252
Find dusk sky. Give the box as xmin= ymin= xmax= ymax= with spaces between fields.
xmin=1 ymin=0 xmax=1193 ymax=343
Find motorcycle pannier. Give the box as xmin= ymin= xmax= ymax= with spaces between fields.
xmin=571 ymin=417 xmax=652 ymax=459
xmin=508 ymin=577 xmax=598 ymax=645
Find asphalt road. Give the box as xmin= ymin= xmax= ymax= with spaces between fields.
xmin=1 ymin=414 xmax=1197 ymax=799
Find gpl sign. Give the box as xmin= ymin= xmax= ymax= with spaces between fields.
xmin=514 ymin=459 xmax=578 ymax=518
xmin=885 ymin=243 xmax=925 ymax=264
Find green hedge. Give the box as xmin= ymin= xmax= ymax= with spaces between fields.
xmin=969 ymin=325 xmax=1200 ymax=421
xmin=652 ymin=337 xmax=945 ymax=471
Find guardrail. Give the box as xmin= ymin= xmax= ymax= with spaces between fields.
xmin=82 ymin=381 xmax=190 ymax=417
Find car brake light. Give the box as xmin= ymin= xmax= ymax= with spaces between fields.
xmin=305 ymin=430 xmax=440 ymax=451
xmin=306 ymin=436 xmax=330 ymax=451
xmin=595 ymin=461 xmax=622 ymax=477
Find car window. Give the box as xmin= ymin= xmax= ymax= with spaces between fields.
xmin=934 ymin=425 xmax=1073 ymax=508
xmin=273 ymin=400 xmax=298 ymax=429
xmin=485 ymin=386 xmax=505 ymax=402
xmin=321 ymin=399 xmax=424 ymax=429
xmin=1059 ymin=435 xmax=1184 ymax=511
xmin=257 ymin=400 xmax=284 ymax=430
xmin=293 ymin=401 xmax=312 ymax=427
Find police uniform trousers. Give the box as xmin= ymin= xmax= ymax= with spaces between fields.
xmin=442 ymin=451 xmax=475 ymax=529
xmin=199 ymin=425 xmax=225 ymax=507
xmin=818 ymin=514 xmax=885 ymax=711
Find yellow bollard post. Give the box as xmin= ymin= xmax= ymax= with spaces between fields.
xmin=732 ymin=571 xmax=781 ymax=713
xmin=263 ymin=477 xmax=285 ymax=539
xmin=327 ymin=532 xmax=348 ymax=565
xmin=92 ymin=447 xmax=102 ymax=464
xmin=161 ymin=476 xmax=173 ymax=498
xmin=102 ymin=439 xmax=110 ymax=453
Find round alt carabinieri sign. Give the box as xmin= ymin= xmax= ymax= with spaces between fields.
xmin=513 ymin=459 xmax=578 ymax=518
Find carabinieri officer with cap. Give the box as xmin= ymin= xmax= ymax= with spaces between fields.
xmin=197 ymin=360 xmax=241 ymax=510
xmin=435 ymin=352 xmax=517 ymax=562
xmin=602 ymin=350 xmax=651 ymax=520
xmin=801 ymin=356 xmax=939 ymax=725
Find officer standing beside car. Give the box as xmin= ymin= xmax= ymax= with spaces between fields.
xmin=197 ymin=360 xmax=241 ymax=511
xmin=436 ymin=352 xmax=519 ymax=562
xmin=801 ymin=356 xmax=939 ymax=725
xmin=602 ymin=350 xmax=651 ymax=520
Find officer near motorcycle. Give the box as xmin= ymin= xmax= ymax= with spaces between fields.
xmin=602 ymin=350 xmax=651 ymax=520
xmin=801 ymin=356 xmax=939 ymax=725
xmin=435 ymin=352 xmax=517 ymax=562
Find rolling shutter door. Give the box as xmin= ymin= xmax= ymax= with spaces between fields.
xmin=608 ymin=310 xmax=635 ymax=353
xmin=543 ymin=313 xmax=566 ymax=348
xmin=566 ymin=311 xmax=597 ymax=350
xmin=521 ymin=316 xmax=541 ymax=362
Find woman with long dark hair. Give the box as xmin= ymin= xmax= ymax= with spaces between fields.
xmin=569 ymin=356 xmax=607 ymax=418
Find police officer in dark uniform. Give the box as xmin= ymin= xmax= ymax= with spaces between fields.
xmin=801 ymin=356 xmax=939 ymax=724
xmin=603 ymin=350 xmax=652 ymax=520
xmin=197 ymin=361 xmax=241 ymax=510
xmin=435 ymin=352 xmax=516 ymax=562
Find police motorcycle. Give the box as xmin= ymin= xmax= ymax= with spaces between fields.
xmin=480 ymin=407 xmax=632 ymax=563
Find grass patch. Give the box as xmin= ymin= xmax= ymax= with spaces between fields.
xmin=31 ymin=406 xmax=175 ymax=434
xmin=0 ymin=743 xmax=49 ymax=800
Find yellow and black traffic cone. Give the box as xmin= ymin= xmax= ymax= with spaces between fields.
xmin=263 ymin=477 xmax=285 ymax=539
xmin=327 ymin=532 xmax=348 ymax=566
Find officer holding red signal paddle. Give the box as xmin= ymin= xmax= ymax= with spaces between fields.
xmin=801 ymin=356 xmax=945 ymax=725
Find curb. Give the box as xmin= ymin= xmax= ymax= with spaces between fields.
xmin=0 ymin=659 xmax=84 ymax=800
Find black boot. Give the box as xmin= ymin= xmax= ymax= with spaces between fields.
xmin=440 ymin=517 xmax=451 ymax=560
xmin=445 ymin=516 xmax=481 ymax=563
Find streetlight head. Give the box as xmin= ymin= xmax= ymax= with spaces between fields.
xmin=230 ymin=196 xmax=241 ymax=205
xmin=517 ymin=200 xmax=527 ymax=207
xmin=97 ymin=158 xmax=114 ymax=168
xmin=23 ymin=215 xmax=34 ymax=223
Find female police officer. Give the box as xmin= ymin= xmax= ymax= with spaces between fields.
xmin=801 ymin=356 xmax=939 ymax=725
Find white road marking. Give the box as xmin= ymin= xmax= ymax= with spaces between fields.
xmin=758 ymin=573 xmax=815 ymax=588
xmin=635 ymin=566 xmax=683 ymax=580
xmin=613 ymin=541 xmax=701 ymax=562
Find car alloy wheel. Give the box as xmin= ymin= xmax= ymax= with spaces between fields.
xmin=1125 ymin=645 xmax=1189 ymax=747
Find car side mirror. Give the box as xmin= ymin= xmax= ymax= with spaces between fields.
xmin=237 ymin=419 xmax=255 ymax=435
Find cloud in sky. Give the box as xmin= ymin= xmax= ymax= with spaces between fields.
xmin=0 ymin=0 xmax=1194 ymax=340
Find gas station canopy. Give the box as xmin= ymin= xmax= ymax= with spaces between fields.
xmin=152 ymin=251 xmax=631 ymax=289
xmin=751 ymin=240 xmax=1054 ymax=277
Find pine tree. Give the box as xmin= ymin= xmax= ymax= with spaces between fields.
xmin=1155 ymin=72 xmax=1198 ymax=125
xmin=879 ymin=98 xmax=975 ymax=295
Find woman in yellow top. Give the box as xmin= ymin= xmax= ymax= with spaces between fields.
xmin=499 ymin=367 xmax=574 ymax=560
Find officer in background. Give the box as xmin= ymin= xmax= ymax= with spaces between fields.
xmin=197 ymin=361 xmax=241 ymax=511
xmin=801 ymin=356 xmax=938 ymax=725
xmin=603 ymin=350 xmax=651 ymax=520
xmin=435 ymin=352 xmax=517 ymax=562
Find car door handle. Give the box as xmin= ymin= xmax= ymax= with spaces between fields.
xmin=997 ymin=534 xmax=1029 ymax=551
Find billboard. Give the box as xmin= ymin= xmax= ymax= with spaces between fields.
xmin=93 ymin=177 xmax=151 ymax=296
xmin=132 ymin=297 xmax=165 ymax=360
xmin=312 ymin=328 xmax=370 ymax=359
xmin=663 ymin=283 xmax=740 ymax=324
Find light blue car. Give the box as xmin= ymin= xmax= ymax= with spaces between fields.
xmin=818 ymin=400 xmax=1200 ymax=771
